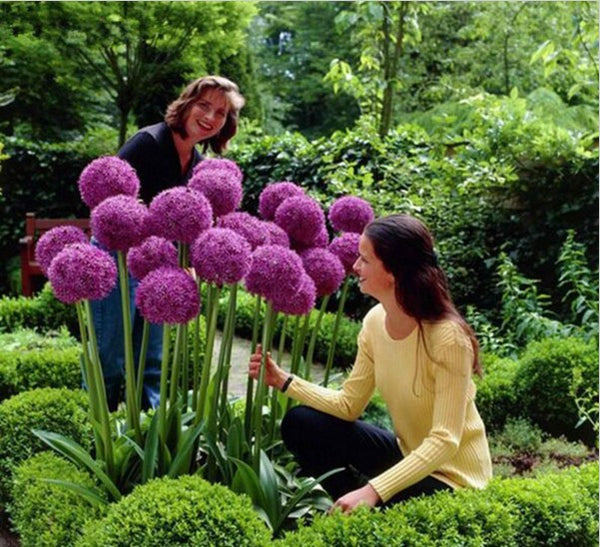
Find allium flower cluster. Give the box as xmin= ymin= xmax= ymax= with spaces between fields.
xmin=127 ymin=236 xmax=178 ymax=281
xmin=329 ymin=232 xmax=361 ymax=275
xmin=146 ymin=187 xmax=213 ymax=244
xmin=216 ymin=212 xmax=269 ymax=250
xmin=272 ymin=273 xmax=316 ymax=316
xmin=261 ymin=221 xmax=290 ymax=248
xmin=190 ymin=228 xmax=252 ymax=285
xmin=274 ymin=195 xmax=326 ymax=247
xmin=258 ymin=182 xmax=305 ymax=221
xmin=136 ymin=267 xmax=199 ymax=325
xmin=291 ymin=226 xmax=329 ymax=253
xmin=192 ymin=158 xmax=243 ymax=184
xmin=91 ymin=195 xmax=148 ymax=252
xmin=47 ymin=243 xmax=117 ymax=304
xmin=78 ymin=156 xmax=140 ymax=209
xmin=35 ymin=226 xmax=89 ymax=275
xmin=245 ymin=245 xmax=304 ymax=303
xmin=188 ymin=167 xmax=243 ymax=217
xmin=301 ymin=248 xmax=345 ymax=297
xmin=328 ymin=196 xmax=374 ymax=234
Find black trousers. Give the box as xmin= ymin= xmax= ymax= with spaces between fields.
xmin=281 ymin=405 xmax=452 ymax=507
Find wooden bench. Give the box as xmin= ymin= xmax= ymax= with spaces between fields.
xmin=20 ymin=212 xmax=91 ymax=297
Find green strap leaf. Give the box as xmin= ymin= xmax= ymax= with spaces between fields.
xmin=42 ymin=479 xmax=109 ymax=509
xmin=167 ymin=422 xmax=204 ymax=478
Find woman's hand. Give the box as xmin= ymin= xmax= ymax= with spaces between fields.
xmin=330 ymin=483 xmax=381 ymax=514
xmin=248 ymin=344 xmax=288 ymax=389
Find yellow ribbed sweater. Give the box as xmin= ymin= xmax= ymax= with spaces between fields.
xmin=286 ymin=303 xmax=492 ymax=502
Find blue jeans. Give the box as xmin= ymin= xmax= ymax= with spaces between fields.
xmin=89 ymin=241 xmax=163 ymax=411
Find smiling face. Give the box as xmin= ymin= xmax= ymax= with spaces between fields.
xmin=183 ymin=87 xmax=229 ymax=144
xmin=353 ymin=234 xmax=395 ymax=301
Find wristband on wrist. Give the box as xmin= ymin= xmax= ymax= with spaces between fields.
xmin=281 ymin=374 xmax=294 ymax=393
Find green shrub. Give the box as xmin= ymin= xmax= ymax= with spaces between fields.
xmin=475 ymin=353 xmax=521 ymax=432
xmin=277 ymin=463 xmax=599 ymax=546
xmin=514 ymin=337 xmax=598 ymax=444
xmin=0 ymin=387 xmax=91 ymax=505
xmin=77 ymin=474 xmax=271 ymax=547
xmin=0 ymin=283 xmax=78 ymax=335
xmin=9 ymin=452 xmax=106 ymax=547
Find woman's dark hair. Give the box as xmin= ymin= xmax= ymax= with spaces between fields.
xmin=365 ymin=214 xmax=481 ymax=376
xmin=165 ymin=75 xmax=245 ymax=154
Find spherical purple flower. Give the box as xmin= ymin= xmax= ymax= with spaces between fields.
xmin=328 ymin=196 xmax=375 ymax=234
xmin=91 ymin=195 xmax=149 ymax=252
xmin=301 ymin=248 xmax=345 ymax=297
xmin=47 ymin=243 xmax=117 ymax=304
xmin=192 ymin=158 xmax=243 ymax=184
xmin=136 ymin=267 xmax=200 ymax=325
xmin=35 ymin=226 xmax=89 ymax=276
xmin=188 ymin=167 xmax=243 ymax=217
xmin=258 ymin=182 xmax=305 ymax=221
xmin=272 ymin=273 xmax=316 ymax=316
xmin=78 ymin=156 xmax=140 ymax=209
xmin=329 ymin=232 xmax=361 ymax=275
xmin=275 ymin=195 xmax=326 ymax=247
xmin=261 ymin=221 xmax=290 ymax=248
xmin=190 ymin=228 xmax=252 ymax=285
xmin=245 ymin=245 xmax=304 ymax=303
xmin=147 ymin=187 xmax=213 ymax=244
xmin=291 ymin=226 xmax=329 ymax=253
xmin=216 ymin=212 xmax=269 ymax=250
xmin=127 ymin=236 xmax=178 ymax=281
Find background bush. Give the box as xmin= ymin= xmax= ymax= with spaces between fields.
xmin=514 ymin=337 xmax=598 ymax=444
xmin=277 ymin=463 xmax=599 ymax=547
xmin=9 ymin=452 xmax=106 ymax=547
xmin=0 ymin=387 xmax=90 ymax=505
xmin=77 ymin=474 xmax=271 ymax=547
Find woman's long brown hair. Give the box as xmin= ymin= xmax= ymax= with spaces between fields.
xmin=365 ymin=214 xmax=481 ymax=376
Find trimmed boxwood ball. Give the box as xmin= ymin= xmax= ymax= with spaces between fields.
xmin=10 ymin=452 xmax=106 ymax=547
xmin=514 ymin=337 xmax=598 ymax=444
xmin=0 ymin=387 xmax=90 ymax=505
xmin=77 ymin=475 xmax=271 ymax=547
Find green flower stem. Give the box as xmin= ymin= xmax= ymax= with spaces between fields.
xmin=284 ymin=314 xmax=311 ymax=415
xmin=191 ymin=279 xmax=203 ymax=412
xmin=216 ymin=284 xmax=238 ymax=422
xmin=117 ymin=251 xmax=141 ymax=443
xmin=158 ymin=324 xmax=172 ymax=442
xmin=252 ymin=303 xmax=277 ymax=473
xmin=268 ymin=314 xmax=288 ymax=443
xmin=244 ymin=295 xmax=262 ymax=441
xmin=168 ymin=322 xmax=185 ymax=409
xmin=136 ymin=319 xmax=150 ymax=411
xmin=81 ymin=299 xmax=115 ymax=476
xmin=324 ymin=276 xmax=351 ymax=387
xmin=195 ymin=284 xmax=221 ymax=425
xmin=180 ymin=322 xmax=190 ymax=411
xmin=75 ymin=301 xmax=105 ymax=463
xmin=304 ymin=295 xmax=330 ymax=380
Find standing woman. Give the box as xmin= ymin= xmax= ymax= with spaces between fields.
xmin=249 ymin=214 xmax=492 ymax=512
xmin=93 ymin=76 xmax=245 ymax=410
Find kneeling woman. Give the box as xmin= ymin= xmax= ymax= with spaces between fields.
xmin=248 ymin=214 xmax=492 ymax=512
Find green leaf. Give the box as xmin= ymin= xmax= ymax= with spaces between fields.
xmin=167 ymin=421 xmax=204 ymax=478
xmin=258 ymin=450 xmax=281 ymax=522
xmin=530 ymin=40 xmax=554 ymax=65
xmin=42 ymin=478 xmax=109 ymax=509
xmin=142 ymin=411 xmax=160 ymax=482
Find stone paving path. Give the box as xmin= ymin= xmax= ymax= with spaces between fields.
xmin=211 ymin=331 xmax=326 ymax=398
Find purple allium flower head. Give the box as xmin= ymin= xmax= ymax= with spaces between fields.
xmin=258 ymin=182 xmax=305 ymax=221
xmin=301 ymin=248 xmax=345 ymax=297
xmin=272 ymin=273 xmax=316 ymax=316
xmin=136 ymin=267 xmax=200 ymax=325
xmin=291 ymin=226 xmax=329 ymax=253
xmin=147 ymin=187 xmax=213 ymax=244
xmin=245 ymin=244 xmax=304 ymax=303
xmin=216 ymin=212 xmax=269 ymax=250
xmin=329 ymin=232 xmax=361 ymax=275
xmin=78 ymin=156 xmax=140 ymax=209
xmin=190 ymin=228 xmax=252 ymax=285
xmin=91 ymin=195 xmax=148 ymax=252
xmin=35 ymin=226 xmax=89 ymax=276
xmin=127 ymin=236 xmax=178 ymax=281
xmin=192 ymin=158 xmax=243 ymax=184
xmin=274 ymin=195 xmax=326 ymax=247
xmin=188 ymin=167 xmax=243 ymax=217
xmin=261 ymin=221 xmax=290 ymax=248
xmin=48 ymin=243 xmax=117 ymax=304
xmin=328 ymin=196 xmax=375 ymax=234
